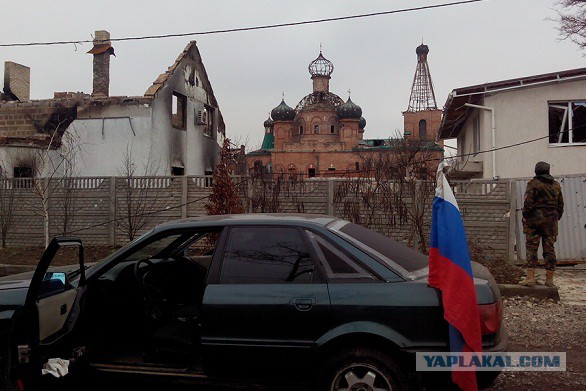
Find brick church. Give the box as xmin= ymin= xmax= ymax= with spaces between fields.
xmin=246 ymin=44 xmax=442 ymax=178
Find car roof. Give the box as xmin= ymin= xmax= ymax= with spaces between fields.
xmin=153 ymin=213 xmax=338 ymax=230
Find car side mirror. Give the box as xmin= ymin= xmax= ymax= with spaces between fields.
xmin=38 ymin=272 xmax=68 ymax=298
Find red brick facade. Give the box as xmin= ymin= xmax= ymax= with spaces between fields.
xmin=246 ymin=50 xmax=443 ymax=178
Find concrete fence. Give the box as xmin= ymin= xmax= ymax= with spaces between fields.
xmin=0 ymin=175 xmax=515 ymax=263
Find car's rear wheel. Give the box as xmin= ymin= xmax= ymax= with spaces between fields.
xmin=319 ymin=348 xmax=408 ymax=391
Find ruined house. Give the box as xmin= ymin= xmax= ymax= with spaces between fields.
xmin=0 ymin=30 xmax=225 ymax=179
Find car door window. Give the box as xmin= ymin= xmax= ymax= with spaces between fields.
xmin=221 ymin=227 xmax=314 ymax=283
xmin=306 ymin=230 xmax=374 ymax=280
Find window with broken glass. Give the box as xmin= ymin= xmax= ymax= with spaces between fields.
xmin=172 ymin=92 xmax=187 ymax=130
xmin=203 ymin=106 xmax=215 ymax=138
xmin=548 ymin=101 xmax=586 ymax=145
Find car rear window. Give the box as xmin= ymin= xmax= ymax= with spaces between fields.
xmin=328 ymin=221 xmax=428 ymax=275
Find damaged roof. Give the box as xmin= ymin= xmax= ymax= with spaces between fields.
xmin=144 ymin=41 xmax=224 ymax=133
xmin=439 ymin=67 xmax=586 ymax=139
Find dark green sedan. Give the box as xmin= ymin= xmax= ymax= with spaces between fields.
xmin=0 ymin=214 xmax=506 ymax=390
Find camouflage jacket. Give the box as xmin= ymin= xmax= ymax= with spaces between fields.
xmin=522 ymin=174 xmax=564 ymax=221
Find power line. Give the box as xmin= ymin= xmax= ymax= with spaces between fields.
xmin=0 ymin=1 xmax=485 ymax=48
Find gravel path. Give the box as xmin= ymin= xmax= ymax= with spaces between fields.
xmin=487 ymin=295 xmax=586 ymax=390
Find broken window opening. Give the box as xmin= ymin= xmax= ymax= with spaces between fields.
xmin=13 ymin=165 xmax=34 ymax=188
xmin=171 ymin=166 xmax=185 ymax=176
xmin=203 ymin=106 xmax=215 ymax=138
xmin=172 ymin=92 xmax=187 ymax=130
xmin=549 ymin=101 xmax=586 ymax=145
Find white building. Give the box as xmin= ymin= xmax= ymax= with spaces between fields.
xmin=439 ymin=68 xmax=586 ymax=179
xmin=0 ymin=31 xmax=224 ymax=178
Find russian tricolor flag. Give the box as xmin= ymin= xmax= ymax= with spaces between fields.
xmin=428 ymin=162 xmax=482 ymax=391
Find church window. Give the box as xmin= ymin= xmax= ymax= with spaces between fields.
xmin=308 ymin=164 xmax=316 ymax=178
xmin=314 ymin=124 xmax=319 ymax=134
xmin=330 ymin=125 xmax=335 ymax=133
xmin=299 ymin=126 xmax=303 ymax=134
xmin=419 ymin=119 xmax=427 ymax=139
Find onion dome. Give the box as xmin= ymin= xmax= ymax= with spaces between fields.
xmin=416 ymin=44 xmax=429 ymax=56
xmin=359 ymin=117 xmax=366 ymax=130
xmin=263 ymin=115 xmax=274 ymax=129
xmin=337 ymin=96 xmax=362 ymax=119
xmin=308 ymin=51 xmax=334 ymax=78
xmin=271 ymin=99 xmax=296 ymax=121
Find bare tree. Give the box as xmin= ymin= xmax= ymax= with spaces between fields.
xmin=20 ymin=109 xmax=81 ymax=246
xmin=116 ymin=146 xmax=161 ymax=241
xmin=54 ymin=144 xmax=80 ymax=236
xmin=334 ymin=138 xmax=440 ymax=253
xmin=552 ymin=0 xmax=586 ymax=51
xmin=0 ymin=161 xmax=16 ymax=248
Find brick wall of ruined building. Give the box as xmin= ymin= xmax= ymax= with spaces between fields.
xmin=0 ymin=95 xmax=152 ymax=145
xmin=0 ymin=101 xmax=69 ymax=141
xmin=3 ymin=62 xmax=30 ymax=101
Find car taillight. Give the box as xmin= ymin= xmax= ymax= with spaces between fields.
xmin=478 ymin=302 xmax=502 ymax=335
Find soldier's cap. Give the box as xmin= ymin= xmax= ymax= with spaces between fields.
xmin=535 ymin=161 xmax=550 ymax=175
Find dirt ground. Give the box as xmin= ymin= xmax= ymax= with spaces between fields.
xmin=487 ymin=295 xmax=586 ymax=390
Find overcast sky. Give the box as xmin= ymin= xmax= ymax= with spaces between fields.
xmin=1 ymin=0 xmax=583 ymax=151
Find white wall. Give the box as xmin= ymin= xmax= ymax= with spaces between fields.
xmin=461 ymin=78 xmax=586 ymax=179
xmin=73 ymin=104 xmax=159 ymax=176
xmin=44 ymin=50 xmax=221 ymax=178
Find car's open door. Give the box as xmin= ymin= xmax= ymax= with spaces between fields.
xmin=11 ymin=237 xmax=87 ymax=389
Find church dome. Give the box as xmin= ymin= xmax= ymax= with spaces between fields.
xmin=337 ymin=97 xmax=362 ymax=119
xmin=416 ymin=44 xmax=429 ymax=56
xmin=359 ymin=116 xmax=366 ymax=130
xmin=308 ymin=51 xmax=334 ymax=78
xmin=263 ymin=115 xmax=274 ymax=128
xmin=271 ymin=99 xmax=296 ymax=121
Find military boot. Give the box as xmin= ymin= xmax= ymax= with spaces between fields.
xmin=519 ymin=268 xmax=536 ymax=286
xmin=545 ymin=270 xmax=556 ymax=288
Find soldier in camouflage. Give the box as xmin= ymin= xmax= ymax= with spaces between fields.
xmin=519 ymin=161 xmax=564 ymax=287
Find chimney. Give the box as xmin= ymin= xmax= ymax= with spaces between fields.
xmin=87 ymin=30 xmax=115 ymax=97
xmin=3 ymin=61 xmax=30 ymax=101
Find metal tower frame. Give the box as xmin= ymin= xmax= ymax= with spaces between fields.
xmin=407 ymin=44 xmax=437 ymax=112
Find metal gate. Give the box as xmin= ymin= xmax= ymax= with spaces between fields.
xmin=514 ymin=175 xmax=586 ymax=263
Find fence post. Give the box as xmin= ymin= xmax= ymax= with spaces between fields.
xmin=327 ymin=178 xmax=334 ymax=216
xmin=181 ymin=176 xmax=188 ymax=219
xmin=247 ymin=176 xmax=253 ymax=213
xmin=109 ymin=177 xmax=116 ymax=246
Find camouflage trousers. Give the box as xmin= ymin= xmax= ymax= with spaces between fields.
xmin=524 ymin=230 xmax=557 ymax=270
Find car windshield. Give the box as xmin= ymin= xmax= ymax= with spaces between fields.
xmin=327 ymin=219 xmax=428 ymax=279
